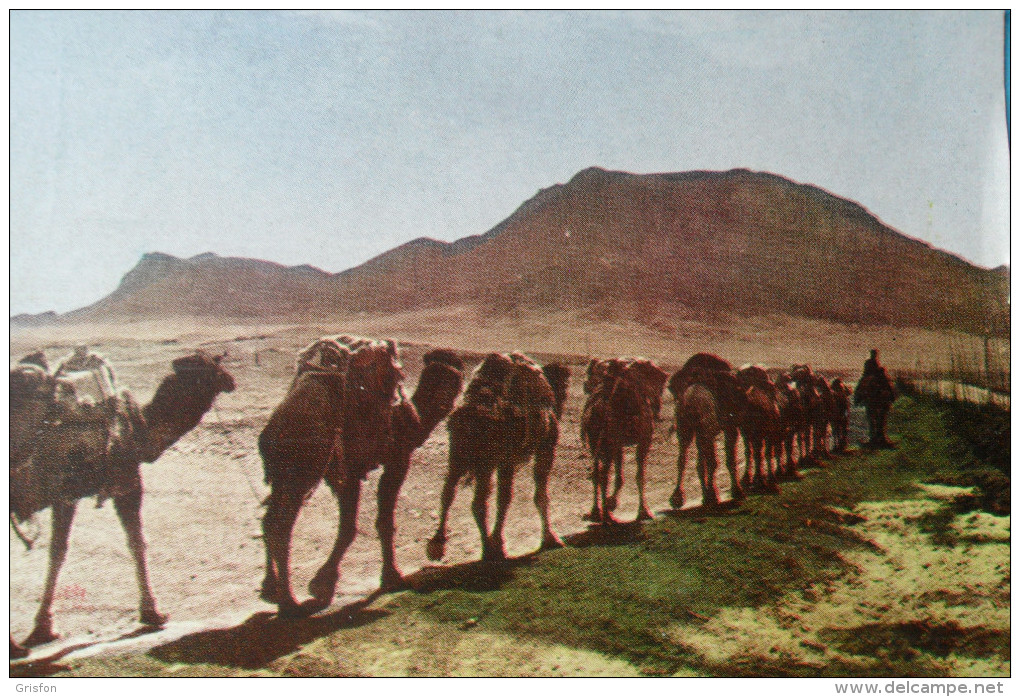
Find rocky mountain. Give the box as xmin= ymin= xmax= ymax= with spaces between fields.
xmin=24 ymin=168 xmax=1010 ymax=337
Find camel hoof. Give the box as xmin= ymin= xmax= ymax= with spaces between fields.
xmin=259 ymin=578 xmax=282 ymax=604
xmin=380 ymin=569 xmax=406 ymax=592
xmin=481 ymin=540 xmax=507 ymax=563
xmin=23 ymin=625 xmax=58 ymax=648
xmin=425 ymin=536 xmax=447 ymax=562
xmin=277 ymin=599 xmax=320 ymax=620
xmin=669 ymin=490 xmax=685 ymax=510
xmin=540 ymin=534 xmax=564 ymax=551
xmin=140 ymin=607 xmax=168 ymax=627
xmin=605 ymin=496 xmax=619 ymax=513
xmin=308 ymin=572 xmax=339 ymax=604
xmin=636 ymin=508 xmax=654 ymax=522
xmin=10 ymin=638 xmax=29 ymax=660
xmin=582 ymin=509 xmax=600 ymax=522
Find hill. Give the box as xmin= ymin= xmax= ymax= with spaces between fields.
xmin=29 ymin=168 xmax=1010 ymax=337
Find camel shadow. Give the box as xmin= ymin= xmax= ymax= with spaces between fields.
xmin=660 ymin=499 xmax=744 ymax=521
xmin=145 ymin=559 xmax=527 ymax=671
xmin=10 ymin=625 xmax=163 ymax=678
xmin=147 ymin=595 xmax=389 ymax=670
xmin=399 ymin=556 xmax=527 ymax=594
xmin=563 ymin=520 xmax=647 ymax=548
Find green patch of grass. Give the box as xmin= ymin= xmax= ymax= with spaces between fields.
xmin=382 ymin=395 xmax=982 ymax=676
xmin=895 ymin=388 xmax=1010 ymax=514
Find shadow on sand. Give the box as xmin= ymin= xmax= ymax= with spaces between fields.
xmin=147 ymin=596 xmax=389 ymax=670
xmin=10 ymin=625 xmax=163 ymax=678
xmin=142 ymin=557 xmax=529 ymax=670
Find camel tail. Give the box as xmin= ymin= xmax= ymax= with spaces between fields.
xmin=9 ymin=512 xmax=35 ymax=550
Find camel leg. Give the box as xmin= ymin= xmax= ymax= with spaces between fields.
xmin=607 ymin=451 xmax=624 ymax=513
xmin=724 ymin=426 xmax=744 ymax=501
xmin=583 ymin=454 xmax=602 ymax=522
xmin=696 ymin=433 xmax=719 ymax=507
xmin=487 ymin=464 xmax=514 ymax=561
xmin=473 ymin=469 xmax=497 ymax=562
xmin=113 ymin=489 xmax=166 ymax=627
xmin=308 ymin=477 xmax=362 ymax=609
xmin=534 ymin=438 xmax=563 ymax=550
xmin=635 ymin=440 xmax=653 ymax=522
xmin=597 ymin=454 xmax=616 ymax=525
xmin=24 ymin=501 xmax=76 ymax=647
xmin=10 ymin=635 xmax=29 ymax=659
xmin=426 ymin=453 xmax=468 ymax=562
xmin=745 ymin=438 xmax=758 ymax=492
xmin=670 ymin=427 xmax=692 ymax=509
xmin=784 ymin=433 xmax=799 ymax=478
xmin=260 ymin=487 xmax=304 ymax=615
xmin=377 ymin=458 xmax=411 ymax=591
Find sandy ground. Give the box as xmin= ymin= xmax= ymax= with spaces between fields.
xmin=8 ymin=317 xmax=1008 ymax=670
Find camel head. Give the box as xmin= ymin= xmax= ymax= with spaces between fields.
xmin=171 ymin=350 xmax=236 ymax=395
xmin=831 ymin=378 xmax=851 ymax=398
xmin=790 ymin=364 xmax=813 ymax=383
xmin=541 ymin=362 xmax=571 ymax=418
xmin=583 ymin=358 xmax=608 ymax=395
xmin=414 ymin=350 xmax=467 ymax=425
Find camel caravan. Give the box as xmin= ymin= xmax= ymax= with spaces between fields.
xmin=9 ymin=335 xmax=896 ymax=654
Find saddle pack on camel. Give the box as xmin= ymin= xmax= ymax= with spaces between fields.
xmin=290 ymin=335 xmax=405 ymax=474
xmin=459 ymin=353 xmax=558 ymax=452
xmin=463 ymin=353 xmax=556 ymax=419
xmin=11 ymin=363 xmax=146 ymax=523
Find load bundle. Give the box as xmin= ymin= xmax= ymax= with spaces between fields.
xmin=264 ymin=335 xmax=404 ymax=487
xmin=585 ymin=356 xmax=668 ymax=418
xmin=10 ymin=352 xmax=144 ymax=523
xmin=454 ymin=352 xmax=558 ymax=451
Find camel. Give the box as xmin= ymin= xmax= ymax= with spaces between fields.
xmin=735 ymin=365 xmax=782 ymax=494
xmin=775 ymin=372 xmax=808 ymax=473
xmin=829 ymin=378 xmax=853 ymax=452
xmin=580 ymin=357 xmax=663 ymax=524
xmin=667 ymin=353 xmax=745 ymax=509
xmin=425 ymin=353 xmax=569 ymax=563
xmin=10 ymin=350 xmax=235 ymax=650
xmin=259 ymin=338 xmax=465 ymax=617
xmin=770 ymin=372 xmax=805 ymax=479
xmin=854 ymin=368 xmax=896 ymax=448
xmin=790 ymin=365 xmax=823 ymax=465
xmin=585 ymin=357 xmax=668 ymax=420
xmin=812 ymin=374 xmax=836 ymax=459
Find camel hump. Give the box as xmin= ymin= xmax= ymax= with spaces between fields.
xmin=423 ymin=348 xmax=465 ymax=371
xmin=464 ymin=352 xmax=556 ymax=412
xmin=295 ymin=335 xmax=389 ymax=371
xmin=669 ymin=353 xmax=732 ymax=398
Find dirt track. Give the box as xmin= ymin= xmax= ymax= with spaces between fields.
xmin=11 ymin=330 xmax=777 ymax=656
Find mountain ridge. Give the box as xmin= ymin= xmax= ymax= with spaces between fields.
xmin=13 ymin=168 xmax=1009 ymax=337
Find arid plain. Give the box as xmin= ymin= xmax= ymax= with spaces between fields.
xmin=9 ymin=309 xmax=1010 ymax=675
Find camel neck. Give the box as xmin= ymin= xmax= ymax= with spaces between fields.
xmin=140 ymin=374 xmax=219 ymax=461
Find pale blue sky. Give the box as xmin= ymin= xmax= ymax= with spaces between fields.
xmin=9 ymin=10 xmax=1010 ymax=315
